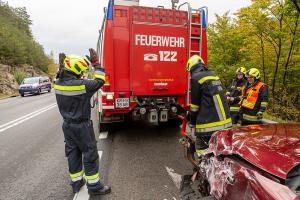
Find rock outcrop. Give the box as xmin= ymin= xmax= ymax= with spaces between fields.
xmin=0 ymin=64 xmax=48 ymax=96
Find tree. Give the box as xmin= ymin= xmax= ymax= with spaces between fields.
xmin=0 ymin=2 xmax=50 ymax=73
xmin=209 ymin=0 xmax=300 ymax=121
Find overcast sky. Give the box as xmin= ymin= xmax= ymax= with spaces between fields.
xmin=6 ymin=0 xmax=251 ymax=61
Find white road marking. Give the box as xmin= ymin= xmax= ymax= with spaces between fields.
xmin=0 ymin=103 xmax=56 ymax=129
xmin=165 ymin=166 xmax=182 ymax=190
xmin=73 ymin=151 xmax=103 ymax=200
xmin=74 ymin=183 xmax=89 ymax=200
xmin=0 ymin=104 xmax=57 ymax=133
xmin=99 ymin=131 xmax=108 ymax=139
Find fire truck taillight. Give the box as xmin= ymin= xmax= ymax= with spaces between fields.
xmin=114 ymin=9 xmax=127 ymax=17
xmin=102 ymin=75 xmax=110 ymax=92
xmin=105 ymin=75 xmax=110 ymax=84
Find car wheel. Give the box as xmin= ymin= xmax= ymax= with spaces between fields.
xmin=20 ymin=93 xmax=24 ymax=97
xmin=48 ymin=89 xmax=51 ymax=93
xmin=37 ymin=89 xmax=41 ymax=95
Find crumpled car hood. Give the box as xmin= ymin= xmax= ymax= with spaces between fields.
xmin=207 ymin=123 xmax=300 ymax=179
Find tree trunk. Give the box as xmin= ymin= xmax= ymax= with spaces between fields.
xmin=271 ymin=16 xmax=283 ymax=99
xmin=292 ymin=0 xmax=300 ymax=14
xmin=260 ymin=33 xmax=266 ymax=83
xmin=283 ymin=14 xmax=299 ymax=86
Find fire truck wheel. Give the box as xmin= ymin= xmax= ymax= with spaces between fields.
xmin=168 ymin=118 xmax=183 ymax=127
xmin=98 ymin=122 xmax=110 ymax=133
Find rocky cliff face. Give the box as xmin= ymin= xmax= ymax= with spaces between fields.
xmin=0 ymin=64 xmax=48 ymax=96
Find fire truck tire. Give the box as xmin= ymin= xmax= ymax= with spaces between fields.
xmin=98 ymin=123 xmax=108 ymax=132
xmin=158 ymin=118 xmax=182 ymax=128
xmin=99 ymin=122 xmax=110 ymax=133
xmin=158 ymin=121 xmax=168 ymax=128
xmin=168 ymin=118 xmax=183 ymax=127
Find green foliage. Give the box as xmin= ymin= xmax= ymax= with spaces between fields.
xmin=13 ymin=68 xmax=26 ymax=84
xmin=0 ymin=1 xmax=53 ymax=72
xmin=208 ymin=0 xmax=300 ymax=121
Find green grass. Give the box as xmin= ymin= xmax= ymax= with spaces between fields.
xmin=13 ymin=69 xmax=26 ymax=85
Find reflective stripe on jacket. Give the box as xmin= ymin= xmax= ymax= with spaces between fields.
xmin=54 ymin=68 xmax=105 ymax=120
xmin=241 ymin=82 xmax=264 ymax=109
xmin=240 ymin=80 xmax=269 ymax=122
xmin=189 ymin=63 xmax=232 ymax=134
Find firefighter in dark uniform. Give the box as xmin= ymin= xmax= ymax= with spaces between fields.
xmin=186 ymin=55 xmax=232 ymax=156
xmin=239 ymin=68 xmax=268 ymax=125
xmin=54 ymin=49 xmax=111 ymax=195
xmin=226 ymin=67 xmax=247 ymax=124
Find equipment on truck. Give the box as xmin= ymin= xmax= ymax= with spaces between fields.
xmin=95 ymin=0 xmax=208 ymax=131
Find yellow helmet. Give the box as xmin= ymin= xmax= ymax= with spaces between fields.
xmin=247 ymin=68 xmax=260 ymax=79
xmin=236 ymin=67 xmax=247 ymax=75
xmin=64 ymin=54 xmax=90 ymax=75
xmin=186 ymin=55 xmax=204 ymax=72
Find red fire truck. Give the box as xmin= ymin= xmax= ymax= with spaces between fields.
xmin=95 ymin=0 xmax=208 ymax=132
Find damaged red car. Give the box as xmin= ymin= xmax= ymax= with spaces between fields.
xmin=180 ymin=123 xmax=300 ymax=200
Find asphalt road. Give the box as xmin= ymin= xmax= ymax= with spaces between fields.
xmin=0 ymin=92 xmax=192 ymax=200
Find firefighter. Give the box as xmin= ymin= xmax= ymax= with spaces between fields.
xmin=54 ymin=49 xmax=111 ymax=195
xmin=239 ymin=68 xmax=268 ymax=125
xmin=226 ymin=67 xmax=247 ymax=124
xmin=186 ymin=55 xmax=232 ymax=156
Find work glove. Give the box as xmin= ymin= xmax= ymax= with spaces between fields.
xmin=86 ymin=48 xmax=100 ymax=67
xmin=257 ymin=111 xmax=263 ymax=119
xmin=59 ymin=53 xmax=66 ymax=69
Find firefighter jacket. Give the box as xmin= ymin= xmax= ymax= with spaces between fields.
xmin=189 ymin=63 xmax=232 ymax=133
xmin=226 ymin=78 xmax=247 ymax=112
xmin=54 ymin=67 xmax=105 ymax=121
xmin=240 ymin=80 xmax=268 ymax=122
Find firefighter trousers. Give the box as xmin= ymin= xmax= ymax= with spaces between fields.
xmin=195 ymin=132 xmax=213 ymax=154
xmin=230 ymin=111 xmax=240 ymax=124
xmin=62 ymin=120 xmax=102 ymax=190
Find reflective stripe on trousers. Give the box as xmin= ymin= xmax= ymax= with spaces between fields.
xmin=70 ymin=170 xmax=84 ymax=182
xmin=242 ymin=114 xmax=261 ymax=122
xmin=230 ymin=106 xmax=240 ymax=112
xmin=85 ymin=172 xmax=100 ymax=184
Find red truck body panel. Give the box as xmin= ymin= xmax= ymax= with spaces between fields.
xmin=131 ymin=24 xmax=188 ymax=96
xmin=99 ymin=2 xmax=208 ymax=120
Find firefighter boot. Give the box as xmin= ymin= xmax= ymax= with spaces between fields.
xmin=88 ymin=183 xmax=111 ymax=196
xmin=71 ymin=179 xmax=85 ymax=193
